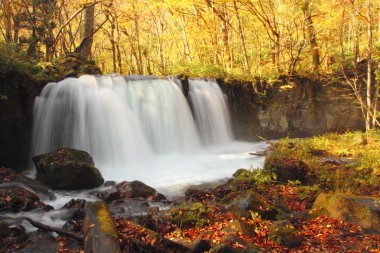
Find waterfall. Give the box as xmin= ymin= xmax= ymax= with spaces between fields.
xmin=188 ymin=79 xmax=234 ymax=145
xmin=32 ymin=75 xmax=234 ymax=170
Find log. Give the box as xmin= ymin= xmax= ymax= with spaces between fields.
xmin=25 ymin=218 xmax=83 ymax=241
xmin=83 ymin=201 xmax=121 ymax=253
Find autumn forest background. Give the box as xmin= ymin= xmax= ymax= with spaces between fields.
xmin=0 ymin=0 xmax=378 ymax=78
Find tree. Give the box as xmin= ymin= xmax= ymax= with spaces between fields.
xmin=77 ymin=3 xmax=95 ymax=61
xmin=302 ymin=0 xmax=320 ymax=74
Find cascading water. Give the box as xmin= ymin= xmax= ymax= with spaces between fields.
xmin=32 ymin=74 xmax=266 ymax=194
xmin=188 ymin=79 xmax=234 ymax=145
xmin=32 ymin=75 xmax=152 ymax=169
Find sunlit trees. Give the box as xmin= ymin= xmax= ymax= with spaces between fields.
xmin=0 ymin=0 xmax=380 ymax=81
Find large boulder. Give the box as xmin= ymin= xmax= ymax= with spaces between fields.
xmin=269 ymin=220 xmax=303 ymax=248
xmin=224 ymin=190 xmax=278 ymax=219
xmin=313 ymin=193 xmax=380 ymax=233
xmin=32 ymin=148 xmax=104 ymax=190
xmin=264 ymin=156 xmax=308 ymax=183
xmin=115 ymin=181 xmax=166 ymax=200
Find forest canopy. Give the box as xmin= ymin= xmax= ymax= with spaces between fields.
xmin=0 ymin=0 xmax=380 ymax=79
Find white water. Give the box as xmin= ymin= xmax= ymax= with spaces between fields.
xmin=189 ymin=79 xmax=233 ymax=145
xmin=32 ymin=75 xmax=267 ymax=195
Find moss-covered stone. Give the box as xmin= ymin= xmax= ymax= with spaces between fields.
xmin=269 ymin=220 xmax=303 ymax=248
xmin=264 ymin=156 xmax=308 ymax=183
xmin=224 ymin=190 xmax=278 ymax=220
xmin=210 ymin=243 xmax=238 ymax=253
xmin=313 ymin=193 xmax=380 ymax=233
xmin=33 ymin=148 xmax=104 ymax=190
xmin=225 ymin=219 xmax=256 ymax=237
xmin=170 ymin=202 xmax=210 ymax=229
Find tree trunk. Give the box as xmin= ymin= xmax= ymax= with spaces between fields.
xmin=303 ymin=1 xmax=320 ymax=73
xmin=134 ymin=14 xmax=143 ymax=74
xmin=179 ymin=15 xmax=192 ymax=63
xmin=367 ymin=0 xmax=373 ymax=131
xmin=83 ymin=201 xmax=121 ymax=253
xmin=116 ymin=19 xmax=123 ymax=74
xmin=78 ymin=4 xmax=95 ymax=61
xmin=234 ymin=0 xmax=249 ymax=71
xmin=2 ymin=0 xmax=14 ymax=43
xmin=373 ymin=64 xmax=379 ymax=128
xmin=110 ymin=17 xmax=117 ymax=73
xmin=220 ymin=7 xmax=231 ymax=70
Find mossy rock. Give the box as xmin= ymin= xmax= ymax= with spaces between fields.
xmin=313 ymin=193 xmax=380 ymax=233
xmin=210 ymin=240 xmax=259 ymax=253
xmin=170 ymin=202 xmax=210 ymax=229
xmin=269 ymin=220 xmax=303 ymax=248
xmin=210 ymin=243 xmax=238 ymax=253
xmin=233 ymin=169 xmax=250 ymax=178
xmin=264 ymin=156 xmax=308 ymax=183
xmin=225 ymin=219 xmax=256 ymax=237
xmin=224 ymin=190 xmax=278 ymax=220
xmin=33 ymin=148 xmax=104 ymax=190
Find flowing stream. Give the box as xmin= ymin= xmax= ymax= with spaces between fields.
xmin=32 ymin=75 xmax=267 ymax=195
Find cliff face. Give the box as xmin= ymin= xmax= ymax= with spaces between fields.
xmin=219 ymin=76 xmax=364 ymax=140
xmin=0 ymin=72 xmax=46 ymax=170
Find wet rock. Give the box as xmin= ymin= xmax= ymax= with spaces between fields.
xmin=0 ymin=221 xmax=10 ymax=238
xmin=0 ymin=167 xmax=55 ymax=200
xmin=63 ymin=199 xmax=87 ymax=209
xmin=97 ymin=188 xmax=121 ymax=203
xmin=104 ymin=181 xmax=116 ymax=187
xmin=109 ymin=199 xmax=150 ymax=216
xmin=191 ymin=239 xmax=211 ymax=253
xmin=224 ymin=190 xmax=278 ymax=219
xmin=0 ymin=225 xmax=28 ymax=252
xmin=33 ymin=148 xmax=104 ymax=190
xmin=116 ymin=180 xmax=166 ymax=200
xmin=269 ymin=220 xmax=303 ymax=248
xmin=63 ymin=199 xmax=87 ymax=221
xmin=0 ymin=187 xmax=53 ymax=212
xmin=10 ymin=225 xmax=26 ymax=237
xmin=57 ymin=236 xmax=82 ymax=251
xmin=63 ymin=220 xmax=82 ymax=232
xmin=19 ymin=231 xmax=57 ymax=253
xmin=313 ymin=193 xmax=380 ymax=233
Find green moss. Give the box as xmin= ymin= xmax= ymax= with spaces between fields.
xmin=170 ymin=202 xmax=211 ymax=229
xmin=313 ymin=193 xmax=380 ymax=232
xmin=264 ymin=132 xmax=380 ymax=195
xmin=96 ymin=202 xmax=118 ymax=238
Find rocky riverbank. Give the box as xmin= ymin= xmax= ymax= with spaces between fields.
xmin=1 ymin=132 xmax=379 ymax=252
